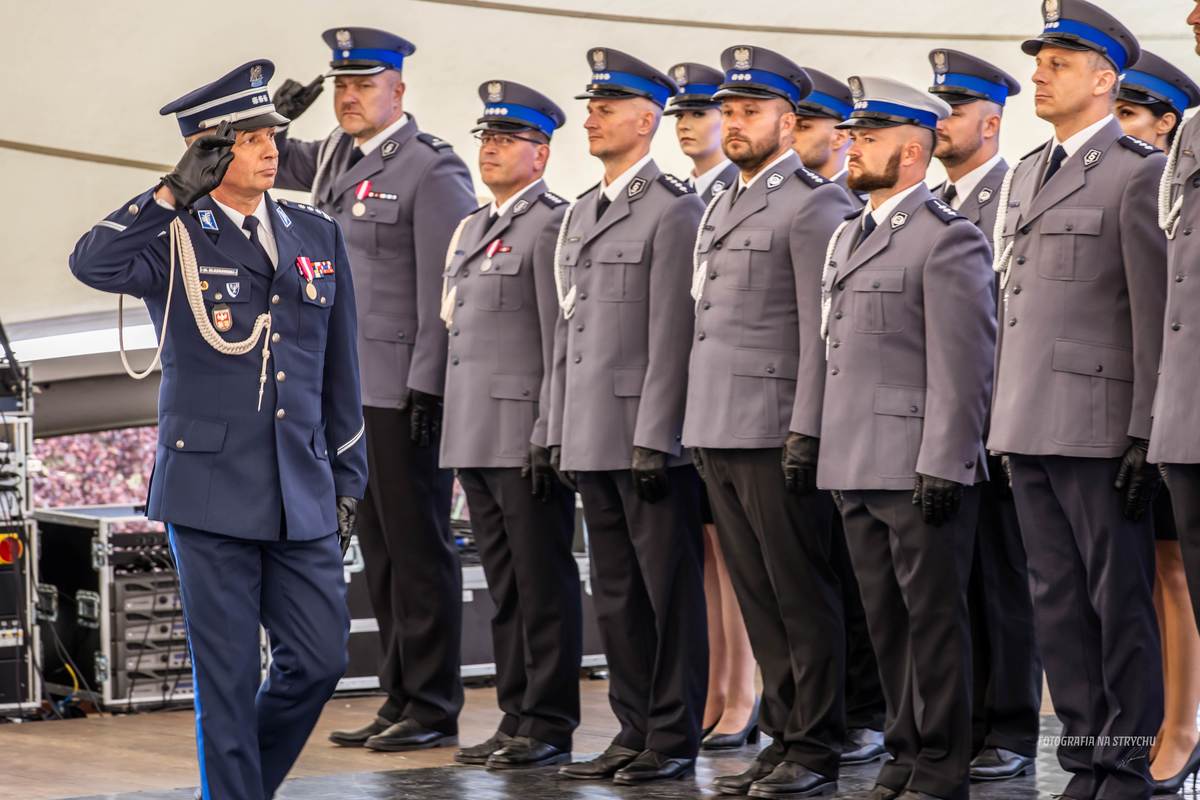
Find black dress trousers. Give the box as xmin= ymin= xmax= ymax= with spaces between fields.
xmin=831 ymin=511 xmax=886 ymax=732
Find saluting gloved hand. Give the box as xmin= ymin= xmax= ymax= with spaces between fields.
xmin=405 ymin=389 xmax=443 ymax=448
xmin=523 ymin=444 xmax=554 ymax=503
xmin=548 ymin=445 xmax=577 ymax=492
xmin=336 ymin=496 xmax=358 ymax=556
xmin=632 ymin=446 xmax=670 ymax=504
xmin=912 ymin=472 xmax=964 ymax=527
xmin=1113 ymin=437 xmax=1161 ymax=521
xmin=159 ymin=120 xmax=236 ymax=209
xmin=691 ymin=447 xmax=707 ymax=482
xmin=782 ymin=432 xmax=820 ymax=495
xmin=273 ymin=76 xmax=325 ymax=123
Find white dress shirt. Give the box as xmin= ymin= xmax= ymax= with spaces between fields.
xmin=1055 ymin=113 xmax=1114 ymax=159
xmin=736 ymin=149 xmax=795 ymax=193
xmin=357 ymin=113 xmax=411 ymax=156
xmin=941 ymin=152 xmax=1003 ymax=210
xmin=213 ymin=195 xmax=279 ymax=269
xmin=490 ymin=179 xmax=543 ymax=218
xmin=691 ymin=159 xmax=733 ymax=198
xmin=600 ymin=153 xmax=655 ymax=202
xmin=867 ymin=180 xmax=925 ymax=228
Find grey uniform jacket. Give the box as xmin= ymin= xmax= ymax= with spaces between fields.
xmin=683 ymin=152 xmax=854 ymax=448
xmin=932 ymin=158 xmax=1008 ymax=242
xmin=439 ymin=181 xmax=567 ymax=469
xmin=987 ymin=120 xmax=1167 ymax=459
xmin=699 ymin=162 xmax=741 ymax=206
xmin=547 ymin=160 xmax=705 ymax=472
xmin=1150 ymin=117 xmax=1200 ymax=464
xmin=275 ymin=116 xmax=477 ymax=406
xmin=817 ymin=184 xmax=996 ymax=491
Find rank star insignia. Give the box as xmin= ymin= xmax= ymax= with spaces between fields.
xmin=766 ymin=172 xmax=784 ymax=189
xmin=891 ymin=211 xmax=909 ymax=229
xmin=336 ymin=29 xmax=352 ymax=48
xmin=486 ymin=81 xmax=503 ymax=102
xmin=628 ymin=177 xmax=647 ymax=197
xmin=977 ymin=187 xmax=993 ymax=203
xmin=733 ymin=47 xmax=752 ymax=70
xmin=591 ymin=49 xmax=606 ymax=70
xmin=1083 ymin=148 xmax=1102 ymax=166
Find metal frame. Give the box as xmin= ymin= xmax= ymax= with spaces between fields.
xmin=0 ymin=518 xmax=42 ymax=713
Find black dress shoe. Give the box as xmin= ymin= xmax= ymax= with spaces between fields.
xmin=969 ymin=747 xmax=1034 ymax=781
xmin=559 ymin=743 xmax=641 ymax=780
xmin=702 ymin=698 xmax=762 ymax=750
xmin=865 ymin=783 xmax=902 ymax=800
xmin=328 ymin=716 xmax=393 ymax=747
xmin=486 ymin=736 xmax=571 ymax=770
xmin=364 ymin=718 xmax=458 ymax=752
xmin=714 ymin=741 xmax=787 ymax=795
xmin=896 ymin=792 xmax=945 ymax=800
xmin=1153 ymin=741 xmax=1200 ymax=794
xmin=612 ymin=750 xmax=697 ymax=784
xmin=842 ymin=727 xmax=887 ymax=765
xmin=454 ymin=731 xmax=513 ymax=765
xmin=748 ymin=761 xmax=837 ymax=798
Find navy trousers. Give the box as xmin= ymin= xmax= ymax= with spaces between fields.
xmin=168 ymin=524 xmax=349 ymax=800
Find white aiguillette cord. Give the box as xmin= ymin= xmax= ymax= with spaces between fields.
xmin=119 ymin=215 xmax=274 ymax=411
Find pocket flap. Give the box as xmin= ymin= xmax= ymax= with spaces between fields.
xmin=851 ymin=270 xmax=905 ymax=293
xmin=481 ymin=253 xmax=521 ymax=276
xmin=1003 ymin=205 xmax=1022 ymax=237
xmin=362 ymin=313 xmax=415 ymax=343
xmin=311 ymin=426 xmax=329 ymax=460
xmin=561 ymin=242 xmax=582 ymax=267
xmin=1042 ymin=207 xmax=1103 ymax=236
xmin=731 ymin=348 xmax=799 ymax=380
xmin=351 ymin=199 xmax=400 ymax=225
xmin=726 ymin=229 xmax=773 ymax=251
xmin=596 ymin=241 xmax=645 ymax=263
xmin=489 ymin=373 xmax=538 ymax=401
xmin=697 ymin=228 xmax=716 ymax=254
xmin=613 ymin=367 xmax=646 ymax=397
xmin=201 ymin=275 xmax=249 ymax=304
xmin=873 ymin=385 xmax=927 ymax=417
xmin=160 ymin=413 xmax=228 ymax=453
xmin=300 ymin=276 xmax=337 ymax=307
xmin=1051 ymin=338 xmax=1134 ymax=381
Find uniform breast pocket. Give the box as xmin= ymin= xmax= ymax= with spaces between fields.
xmin=595 ymin=241 xmax=646 ymax=302
xmin=726 ymin=229 xmax=773 ymax=290
xmin=475 ymin=252 xmax=525 ymax=311
xmin=350 ymin=200 xmax=401 ymax=258
xmin=200 ymin=272 xmax=250 ymax=306
xmin=1038 ymin=207 xmax=1104 ymax=281
xmin=850 ymin=269 xmax=905 ymax=334
xmin=298 ymin=275 xmax=337 ymax=351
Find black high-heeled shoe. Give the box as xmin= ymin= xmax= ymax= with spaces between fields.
xmin=1153 ymin=741 xmax=1200 ymax=795
xmin=701 ymin=697 xmax=761 ymax=750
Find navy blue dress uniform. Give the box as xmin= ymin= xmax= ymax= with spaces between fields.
xmin=664 ymin=63 xmax=740 ymax=206
xmin=820 ymin=78 xmax=996 ymax=800
xmin=273 ymin=28 xmax=478 ymax=746
xmin=924 ymin=49 xmax=1042 ymax=778
xmin=989 ymin=4 xmax=1167 ymax=798
xmin=795 ymin=69 xmax=866 ymax=209
xmin=438 ymin=82 xmax=583 ymax=768
xmin=69 ymin=61 xmax=367 ymax=800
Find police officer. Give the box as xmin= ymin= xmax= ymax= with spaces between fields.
xmin=792 ymin=68 xmax=864 ymax=206
xmin=684 ymin=45 xmax=853 ymax=799
xmin=439 ymin=81 xmax=582 ymax=771
xmin=989 ymin=3 xmax=1167 ymax=797
xmin=69 ymin=60 xmax=367 ymax=800
xmin=548 ymin=47 xmax=707 ymax=785
xmin=925 ymin=49 xmax=1040 ymax=783
xmin=664 ymin=62 xmax=739 ymax=204
xmin=271 ymin=27 xmax=478 ymax=751
xmin=819 ymin=77 xmax=996 ymax=800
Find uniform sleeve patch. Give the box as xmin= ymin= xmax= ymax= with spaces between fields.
xmin=657 ymin=173 xmax=694 ymax=196
xmin=794 ymin=166 xmax=828 ymax=188
xmin=416 ymin=132 xmax=453 ymax=150
xmin=925 ymin=198 xmax=963 ymax=224
xmin=1118 ymin=135 xmax=1160 ymax=156
xmin=539 ymin=191 xmax=568 ymax=208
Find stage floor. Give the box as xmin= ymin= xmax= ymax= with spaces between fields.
xmin=4 ymin=680 xmax=1074 ymax=800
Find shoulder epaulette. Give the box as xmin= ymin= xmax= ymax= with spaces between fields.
xmin=925 ymin=198 xmax=964 ymax=225
xmin=416 ymin=132 xmax=453 ymax=150
xmin=657 ymin=173 xmax=694 ymax=196
xmin=577 ymin=182 xmax=601 ymax=200
xmin=1118 ymin=135 xmax=1160 ymax=157
xmin=278 ymin=198 xmax=333 ymax=223
xmin=539 ymin=191 xmax=568 ymax=208
xmin=794 ymin=165 xmax=828 ymax=188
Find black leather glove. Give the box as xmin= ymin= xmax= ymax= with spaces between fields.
xmin=548 ymin=445 xmax=577 ymax=491
xmin=336 ymin=496 xmax=358 ymax=556
xmin=1114 ymin=437 xmax=1161 ymax=521
xmin=523 ymin=444 xmax=554 ymax=503
xmin=988 ymin=453 xmax=1012 ymax=499
xmin=160 ymin=121 xmax=236 ymax=208
xmin=912 ymin=472 xmax=964 ymax=527
xmin=782 ymin=432 xmax=820 ymax=495
xmin=691 ymin=447 xmax=707 ymax=482
xmin=273 ymin=76 xmax=325 ymax=122
xmin=405 ymin=389 xmax=443 ymax=448
xmin=632 ymin=446 xmax=670 ymax=504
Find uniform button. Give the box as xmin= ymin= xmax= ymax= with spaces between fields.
xmin=766 ymin=365 xmax=776 ymax=374
xmin=128 ymin=204 xmax=139 ymax=215
xmin=451 ymin=329 xmax=459 ymax=336
xmin=1192 ymin=177 xmax=1200 ymax=189
xmin=1177 ymin=274 xmax=1185 ymax=283
xmin=743 ymin=238 xmax=751 ymax=246
xmin=616 ymin=251 xmax=623 ymax=258
xmin=834 ymin=311 xmax=843 ymax=320
xmin=1094 ymin=364 xmax=1103 ymax=373
xmin=175 ymin=439 xmax=185 ymax=449
xmin=697 ymin=332 xmax=706 ymax=340
xmin=830 ymin=368 xmax=840 ymax=376
xmin=1186 ymin=228 xmax=1194 ymax=236
xmin=276 ymin=409 xmax=286 ymax=420
xmin=709 ymin=272 xmax=717 ymax=280
xmin=715 ymin=242 xmax=723 ymax=250
xmin=584 ymin=260 xmax=592 ymax=269
xmin=837 ymin=281 xmax=845 ymax=291
xmin=522 ymin=389 xmax=531 ymax=397
xmin=1065 ymin=224 xmax=1074 ymax=232
xmin=910 ymin=405 xmax=919 ymax=413
xmin=457 ymin=299 xmax=464 ymax=307
xmin=576 ymin=324 xmax=584 ymax=332
xmin=276 ymin=371 xmax=286 ymax=381
xmin=452 ymin=357 xmax=460 ymax=365
xmin=271 ymin=294 xmax=281 ymax=305
xmin=1016 ymin=256 xmax=1026 ymax=265
xmin=702 ymin=302 xmax=711 ymax=310
xmin=214 ymin=292 xmax=223 ymax=301
xmin=1020 ymin=225 xmax=1031 ymax=235
xmin=831 ymin=341 xmax=840 ymax=349
xmin=320 ymin=296 xmax=327 ymax=304
xmin=580 ymin=292 xmax=588 ymax=300
xmin=1008 ymin=318 xmax=1017 ymax=327
xmin=1172 ymin=322 xmax=1182 ymax=331
xmin=335 ymin=206 xmax=343 ymax=213
xmin=965 ymin=460 xmax=975 ymax=469
xmin=271 ymin=332 xmax=281 ymax=344
xmin=573 ymin=355 xmax=582 ymax=364
xmin=871 ymin=280 xmax=881 ymax=289
xmin=1013 ymin=286 xmax=1022 ymax=295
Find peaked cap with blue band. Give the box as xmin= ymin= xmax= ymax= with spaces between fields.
xmin=1119 ymin=50 xmax=1200 ymax=116
xmin=1020 ymin=0 xmax=1140 ymax=74
xmin=575 ymin=48 xmax=677 ymax=108
xmin=713 ymin=46 xmax=812 ymax=110
xmin=323 ymin=27 xmax=416 ymax=76
xmin=664 ymin=63 xmax=725 ymax=115
xmin=795 ymin=68 xmax=855 ymax=120
xmin=472 ymin=80 xmax=565 ymax=138
xmin=837 ymin=76 xmax=951 ymax=131
xmin=928 ymin=49 xmax=1021 ymax=106
xmin=159 ymin=60 xmax=289 ymax=137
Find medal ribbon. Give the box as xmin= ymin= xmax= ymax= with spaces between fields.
xmin=296 ymin=256 xmax=315 ymax=282
xmin=355 ymin=180 xmax=372 ymax=201
xmin=486 ymin=239 xmax=503 ymax=259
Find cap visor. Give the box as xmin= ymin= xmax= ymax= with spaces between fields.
xmin=326 ymin=64 xmax=389 ymax=77
xmin=575 ymin=88 xmax=658 ymax=105
xmin=1021 ymin=35 xmax=1092 ymax=57
xmin=470 ymin=120 xmax=540 ymax=134
xmin=835 ymin=116 xmax=901 ymax=130
xmin=794 ymin=104 xmax=842 ymax=119
xmin=928 ymin=88 xmax=981 ymax=106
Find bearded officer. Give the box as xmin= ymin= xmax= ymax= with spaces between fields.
xmin=989 ymin=3 xmax=1167 ymax=798
xmin=664 ymin=62 xmax=739 ymax=204
xmin=548 ymin=47 xmax=708 ymax=785
xmin=792 ymin=69 xmax=864 ymax=207
xmin=271 ymin=27 xmax=478 ymax=751
xmin=69 ymin=61 xmax=366 ymax=800
xmin=819 ymin=77 xmax=996 ymax=800
xmin=439 ymin=81 xmax=582 ymax=771
xmin=925 ymin=49 xmax=1041 ymax=783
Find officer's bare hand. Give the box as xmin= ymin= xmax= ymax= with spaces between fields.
xmin=1113 ymin=437 xmax=1160 ymax=521
xmin=782 ymin=432 xmax=820 ymax=495
xmin=405 ymin=389 xmax=443 ymax=448
xmin=523 ymin=444 xmax=554 ymax=503
xmin=273 ymin=76 xmax=325 ymax=123
xmin=548 ymin=445 xmax=577 ymax=492
xmin=336 ymin=495 xmax=358 ymax=556
xmin=160 ymin=120 xmax=236 ymax=209
xmin=912 ymin=473 xmax=963 ymax=527
xmin=632 ymin=446 xmax=670 ymax=504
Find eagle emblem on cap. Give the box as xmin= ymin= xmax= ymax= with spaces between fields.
xmin=336 ymin=29 xmax=353 ymax=48
xmin=848 ymin=76 xmax=864 ymax=99
xmin=249 ymin=64 xmax=264 ymax=88
xmin=1043 ymin=0 xmax=1060 ymax=22
xmin=591 ymin=49 xmax=606 ymax=70
xmin=933 ymin=51 xmax=948 ymax=74
xmin=674 ymin=65 xmax=688 ymax=85
xmin=487 ymin=81 xmax=503 ymax=102
xmin=733 ymin=47 xmax=752 ymax=71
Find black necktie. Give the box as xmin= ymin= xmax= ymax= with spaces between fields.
xmin=242 ymin=216 xmax=273 ymax=270
xmin=487 ymin=210 xmax=499 ymax=227
xmin=852 ymin=213 xmax=877 ymax=253
xmin=347 ymin=146 xmax=364 ymax=169
xmin=596 ymin=193 xmax=612 ymax=221
xmin=941 ymin=183 xmax=958 ymax=205
xmin=1042 ymin=145 xmax=1067 ymax=188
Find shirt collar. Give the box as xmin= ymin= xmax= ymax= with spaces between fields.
xmin=868 ymin=180 xmax=924 ymax=227
xmin=942 ymin=152 xmax=1003 ymax=209
xmin=601 ymin=153 xmax=654 ymax=202
xmin=212 ymin=194 xmax=273 ymax=241
xmin=830 ymin=168 xmax=848 ymax=183
xmin=691 ymin=159 xmax=732 ymax=198
xmin=357 ymin=113 xmax=410 ymax=156
xmin=737 ymin=149 xmax=795 ymax=192
xmin=490 ymin=178 xmax=544 ymax=217
xmin=1055 ymin=114 xmax=1114 ymax=159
